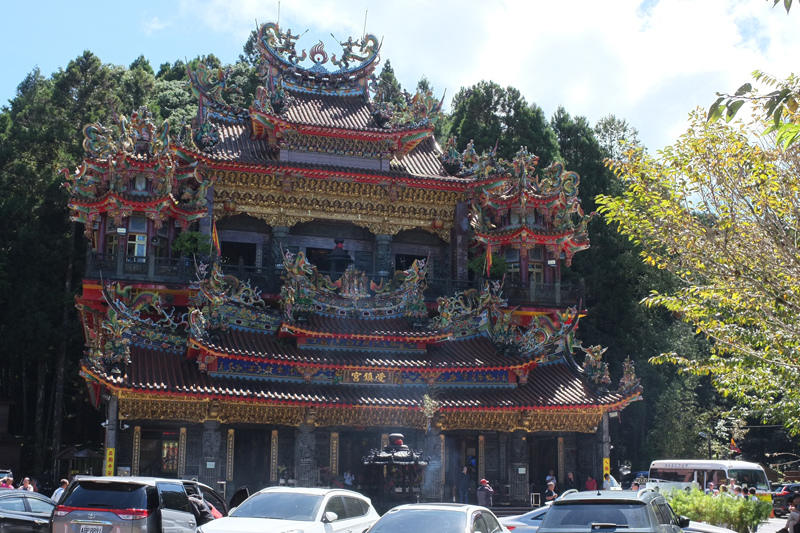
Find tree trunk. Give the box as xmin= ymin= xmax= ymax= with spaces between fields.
xmin=51 ymin=222 xmax=75 ymax=479
xmin=34 ymin=357 xmax=47 ymax=473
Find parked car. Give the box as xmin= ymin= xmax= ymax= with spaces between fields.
xmin=684 ymin=521 xmax=738 ymax=533
xmin=52 ymin=476 xmax=198 ymax=533
xmin=182 ymin=480 xmax=229 ymax=516
xmin=500 ymin=503 xmax=550 ymax=532
xmin=0 ymin=488 xmax=56 ymax=533
xmin=365 ymin=502 xmax=510 ymax=533
xmin=772 ymin=483 xmax=800 ymax=517
xmin=537 ymin=489 xmax=689 ymax=533
xmin=198 ymin=486 xmax=379 ymax=533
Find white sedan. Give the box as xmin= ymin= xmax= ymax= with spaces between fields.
xmin=198 ymin=486 xmax=380 ymax=533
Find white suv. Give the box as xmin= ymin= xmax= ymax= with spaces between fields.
xmin=198 ymin=486 xmax=379 ymax=533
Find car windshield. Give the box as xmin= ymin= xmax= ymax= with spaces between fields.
xmin=64 ymin=482 xmax=148 ymax=509
xmin=541 ymin=502 xmax=650 ymax=530
xmin=369 ymin=509 xmax=466 ymax=533
xmin=729 ymin=469 xmax=769 ymax=491
xmin=231 ymin=492 xmax=323 ymax=521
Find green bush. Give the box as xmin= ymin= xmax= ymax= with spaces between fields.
xmin=665 ymin=489 xmax=771 ymax=533
xmin=171 ymin=230 xmax=212 ymax=256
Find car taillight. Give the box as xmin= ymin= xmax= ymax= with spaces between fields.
xmin=54 ymin=506 xmax=75 ymax=517
xmin=780 ymin=491 xmax=789 ymax=496
xmin=506 ymin=527 xmax=516 ymax=531
xmin=115 ymin=509 xmax=150 ymax=520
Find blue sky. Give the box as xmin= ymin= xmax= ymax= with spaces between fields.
xmin=2 ymin=0 xmax=798 ymax=152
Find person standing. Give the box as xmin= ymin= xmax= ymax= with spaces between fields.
xmin=705 ymin=482 xmax=715 ymax=495
xmin=545 ymin=481 xmax=558 ymax=502
xmin=456 ymin=466 xmax=471 ymax=504
xmin=51 ymin=479 xmax=68 ymax=502
xmin=602 ymin=474 xmax=612 ymax=490
xmin=476 ymin=479 xmax=494 ymax=508
xmin=630 ymin=482 xmax=640 ymax=491
xmin=0 ymin=477 xmax=12 ymax=488
xmin=18 ymin=478 xmax=33 ymax=492
xmin=545 ymin=470 xmax=557 ymax=490
xmin=748 ymin=487 xmax=759 ymax=502
xmin=585 ymin=474 xmax=597 ymax=491
xmin=564 ymin=472 xmax=578 ymax=492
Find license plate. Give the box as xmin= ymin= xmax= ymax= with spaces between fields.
xmin=79 ymin=526 xmax=103 ymax=533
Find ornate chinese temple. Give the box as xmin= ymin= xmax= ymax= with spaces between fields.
xmin=64 ymin=21 xmax=641 ymax=505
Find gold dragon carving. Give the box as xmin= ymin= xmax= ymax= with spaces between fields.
xmin=116 ymin=394 xmax=604 ymax=433
xmin=212 ymin=171 xmax=463 ymax=241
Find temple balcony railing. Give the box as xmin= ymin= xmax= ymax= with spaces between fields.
xmin=85 ymin=251 xmax=583 ymax=308
xmin=85 ymin=250 xmax=205 ymax=284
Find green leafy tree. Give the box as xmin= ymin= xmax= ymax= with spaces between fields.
xmin=376 ymin=60 xmax=405 ymax=106
xmin=156 ymin=60 xmax=188 ymax=82
xmin=552 ymin=108 xmax=710 ymax=469
xmin=597 ymin=111 xmax=800 ymax=432
xmin=448 ymin=81 xmax=560 ymax=163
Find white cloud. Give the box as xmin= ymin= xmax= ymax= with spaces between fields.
xmin=169 ymin=0 xmax=800 ymax=151
xmin=142 ymin=15 xmax=170 ymax=35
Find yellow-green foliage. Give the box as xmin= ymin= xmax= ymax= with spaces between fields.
xmin=665 ymin=489 xmax=771 ymax=533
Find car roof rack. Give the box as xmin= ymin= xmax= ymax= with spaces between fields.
xmin=637 ymin=488 xmax=656 ymax=498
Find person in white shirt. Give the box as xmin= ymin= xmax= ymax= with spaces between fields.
xmin=51 ymin=479 xmax=68 ymax=502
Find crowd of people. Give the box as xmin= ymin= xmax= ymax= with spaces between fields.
xmin=704 ymin=481 xmax=761 ymax=500
xmin=1 ymin=475 xmax=69 ymax=501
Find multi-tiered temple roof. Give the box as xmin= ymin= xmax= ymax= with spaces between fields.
xmin=66 ymin=20 xmax=640 ymax=439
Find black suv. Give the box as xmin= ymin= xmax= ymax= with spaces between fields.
xmin=537 ymin=489 xmax=689 ymax=533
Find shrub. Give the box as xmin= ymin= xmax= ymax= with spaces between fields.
xmin=171 ymin=230 xmax=212 ymax=256
xmin=665 ymin=489 xmax=771 ymax=533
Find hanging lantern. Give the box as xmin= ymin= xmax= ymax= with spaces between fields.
xmin=223 ymin=199 xmax=237 ymax=212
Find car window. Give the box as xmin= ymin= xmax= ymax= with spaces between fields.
xmin=542 ymin=502 xmax=650 ymax=528
xmin=531 ymin=510 xmax=547 ymax=522
xmin=200 ymin=487 xmax=226 ymax=515
xmin=0 ymin=496 xmax=26 ymax=512
xmin=232 ymin=492 xmax=322 ymax=521
xmin=370 ymin=509 xmax=466 ymax=533
xmin=325 ymin=496 xmax=346 ymax=521
xmin=64 ymin=481 xmax=148 ymax=510
xmin=26 ymin=496 xmax=56 ymax=513
xmin=158 ymin=483 xmax=191 ymax=513
xmin=655 ymin=501 xmax=676 ymax=526
xmin=482 ymin=511 xmax=503 ymax=533
xmin=344 ymin=496 xmax=366 ymax=518
xmin=473 ymin=514 xmax=490 ymax=533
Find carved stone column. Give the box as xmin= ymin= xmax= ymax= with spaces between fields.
xmin=509 ymin=431 xmax=529 ymax=504
xmin=295 ymin=423 xmax=316 ymax=488
xmin=272 ymin=225 xmax=290 ymax=265
xmin=499 ymin=433 xmax=508 ymax=484
xmin=201 ymin=421 xmax=222 ymax=486
xmin=452 ymin=201 xmax=470 ymax=281
xmin=422 ymin=428 xmax=444 ymax=501
xmin=375 ymin=234 xmax=393 ymax=276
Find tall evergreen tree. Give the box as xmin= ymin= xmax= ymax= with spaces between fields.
xmin=447 ymin=81 xmax=560 ymax=164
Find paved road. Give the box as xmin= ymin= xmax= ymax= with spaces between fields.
xmin=758 ymin=517 xmax=785 ymax=533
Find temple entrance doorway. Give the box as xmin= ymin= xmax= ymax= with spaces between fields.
xmin=532 ymin=437 xmax=558 ymax=494
xmin=444 ymin=435 xmax=479 ymax=503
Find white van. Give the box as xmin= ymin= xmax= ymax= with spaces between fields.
xmin=646 ymin=459 xmax=771 ymax=499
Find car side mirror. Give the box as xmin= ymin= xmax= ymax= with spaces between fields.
xmin=679 ymin=516 xmax=690 ymax=528
xmin=322 ymin=511 xmax=338 ymax=523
